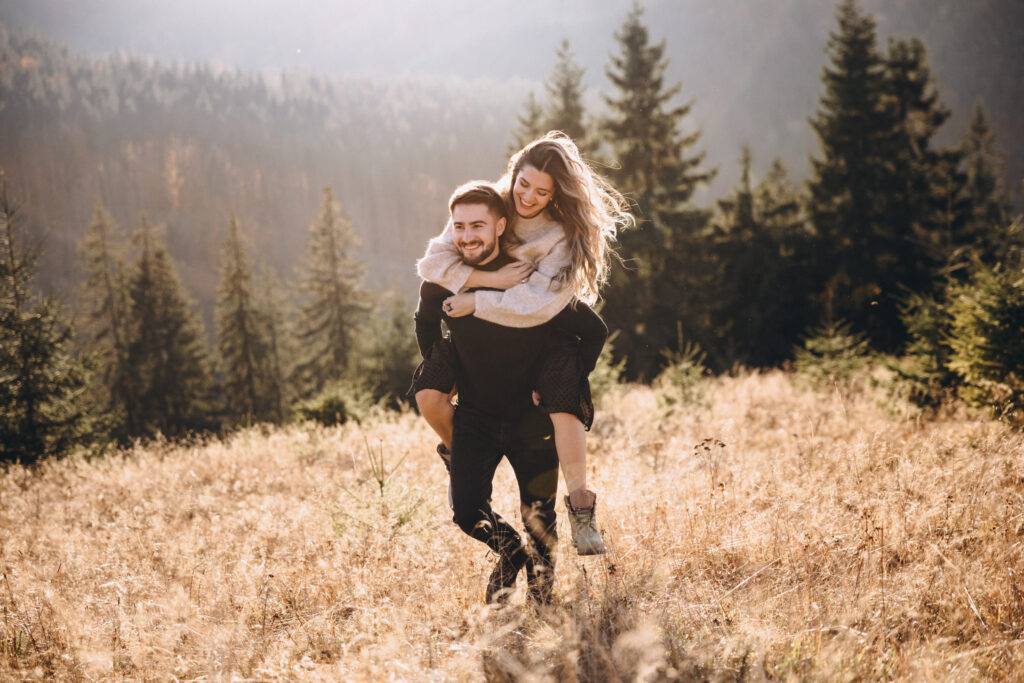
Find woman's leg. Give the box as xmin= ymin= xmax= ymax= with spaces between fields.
xmin=550 ymin=411 xmax=605 ymax=555
xmin=549 ymin=412 xmax=595 ymax=508
xmin=416 ymin=388 xmax=454 ymax=452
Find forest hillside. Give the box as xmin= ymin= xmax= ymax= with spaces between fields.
xmin=1 ymin=0 xmax=1022 ymax=321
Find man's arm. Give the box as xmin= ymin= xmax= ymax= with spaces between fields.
xmin=413 ymin=281 xmax=452 ymax=358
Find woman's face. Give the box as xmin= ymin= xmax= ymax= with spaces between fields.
xmin=512 ymin=164 xmax=555 ymax=219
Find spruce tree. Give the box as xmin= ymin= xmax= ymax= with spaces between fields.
xmin=882 ymin=36 xmax=961 ymax=294
xmin=350 ymin=290 xmax=420 ymax=409
xmin=544 ymin=39 xmax=591 ymax=151
xmin=215 ymin=214 xmax=280 ymax=425
xmin=0 ymin=171 xmax=91 ymax=462
xmin=126 ymin=216 xmax=214 ymax=438
xmin=599 ymin=4 xmax=715 ymax=379
xmin=808 ymin=0 xmax=902 ymax=350
xmin=293 ymin=188 xmax=366 ymax=395
xmin=78 ymin=199 xmax=135 ymax=440
xmin=253 ymin=260 xmax=290 ymax=423
xmin=709 ymin=152 xmax=815 ymax=368
xmin=511 ymin=40 xmax=591 ymax=154
xmin=945 ymin=266 xmax=1024 ymax=424
xmin=601 ymin=5 xmax=713 ymax=232
xmin=510 ymin=92 xmax=547 ymax=152
xmin=957 ymin=102 xmax=1014 ymax=266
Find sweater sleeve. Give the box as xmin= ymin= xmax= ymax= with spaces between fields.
xmin=415 ymin=220 xmax=474 ymax=294
xmin=472 ymin=231 xmax=575 ymax=328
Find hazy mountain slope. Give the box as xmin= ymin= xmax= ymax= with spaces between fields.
xmin=3 ymin=0 xmax=1020 ymax=194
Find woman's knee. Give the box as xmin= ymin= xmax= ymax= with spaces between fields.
xmin=549 ymin=412 xmax=582 ymax=427
xmin=416 ymin=388 xmax=449 ymax=415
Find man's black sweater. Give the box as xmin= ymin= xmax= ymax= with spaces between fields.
xmin=414 ymin=251 xmax=606 ymax=419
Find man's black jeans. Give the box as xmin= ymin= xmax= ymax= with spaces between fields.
xmin=450 ymin=404 xmax=559 ymax=566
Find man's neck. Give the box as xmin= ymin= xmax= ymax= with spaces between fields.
xmin=475 ymin=246 xmax=501 ymax=267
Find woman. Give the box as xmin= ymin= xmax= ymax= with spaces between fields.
xmin=412 ymin=132 xmax=632 ymax=555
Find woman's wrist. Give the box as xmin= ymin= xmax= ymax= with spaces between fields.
xmin=464 ymin=269 xmax=492 ymax=289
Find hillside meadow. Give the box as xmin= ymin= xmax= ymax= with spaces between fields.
xmin=1 ymin=370 xmax=1023 ymax=681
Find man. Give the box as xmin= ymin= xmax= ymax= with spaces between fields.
xmin=413 ymin=181 xmax=559 ymax=605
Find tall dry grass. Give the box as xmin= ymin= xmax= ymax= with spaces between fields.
xmin=1 ymin=369 xmax=1022 ymax=680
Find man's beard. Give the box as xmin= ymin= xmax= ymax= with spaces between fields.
xmin=456 ymin=238 xmax=498 ymax=266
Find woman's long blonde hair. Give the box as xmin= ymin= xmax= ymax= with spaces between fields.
xmin=500 ymin=132 xmax=633 ymax=304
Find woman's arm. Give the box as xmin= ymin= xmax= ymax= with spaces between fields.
xmin=416 ymin=221 xmax=535 ymax=291
xmin=415 ymin=221 xmax=475 ymax=293
xmin=471 ymin=233 xmax=575 ymax=328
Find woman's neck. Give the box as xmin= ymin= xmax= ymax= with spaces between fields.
xmin=514 ymin=209 xmax=554 ymax=229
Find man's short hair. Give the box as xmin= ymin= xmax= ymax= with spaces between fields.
xmin=448 ymin=181 xmax=508 ymax=223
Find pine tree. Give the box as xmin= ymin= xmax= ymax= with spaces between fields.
xmin=511 ymin=91 xmax=547 ymax=152
xmin=215 ymin=214 xmax=280 ymax=425
xmin=512 ymin=40 xmax=591 ymax=154
xmin=602 ymin=5 xmax=713 ymax=232
xmin=78 ymin=198 xmax=135 ymax=440
xmin=350 ymin=290 xmax=421 ymax=410
xmin=0 ymin=170 xmax=91 ymax=462
xmin=709 ymin=152 xmax=815 ymax=368
xmin=126 ymin=216 xmax=214 ymax=438
xmin=882 ymin=36 xmax=961 ymax=294
xmin=253 ymin=260 xmax=290 ymax=423
xmin=808 ymin=0 xmax=903 ymax=350
xmin=957 ymin=102 xmax=1014 ymax=266
xmin=945 ymin=266 xmax=1024 ymax=424
xmin=293 ymin=188 xmax=366 ymax=395
xmin=544 ymin=39 xmax=591 ymax=152
xmin=599 ymin=4 xmax=715 ymax=379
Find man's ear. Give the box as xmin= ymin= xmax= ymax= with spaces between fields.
xmin=496 ymin=216 xmax=507 ymax=237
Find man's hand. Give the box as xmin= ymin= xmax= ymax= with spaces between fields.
xmin=443 ymin=292 xmax=476 ymax=317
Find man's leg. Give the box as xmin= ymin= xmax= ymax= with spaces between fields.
xmin=450 ymin=407 xmax=529 ymax=603
xmin=509 ymin=409 xmax=560 ymax=603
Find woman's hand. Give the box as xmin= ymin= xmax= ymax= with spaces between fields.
xmin=492 ymin=260 xmax=535 ymax=289
xmin=464 ymin=260 xmax=535 ymax=290
xmin=443 ymin=293 xmax=476 ymax=317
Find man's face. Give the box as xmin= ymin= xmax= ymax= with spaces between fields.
xmin=451 ymin=203 xmax=506 ymax=266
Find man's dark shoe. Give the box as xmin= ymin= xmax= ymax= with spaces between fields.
xmin=525 ymin=554 xmax=555 ymax=605
xmin=485 ymin=552 xmax=526 ymax=605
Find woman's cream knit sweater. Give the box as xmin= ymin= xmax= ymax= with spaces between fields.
xmin=415 ymin=211 xmax=575 ymax=328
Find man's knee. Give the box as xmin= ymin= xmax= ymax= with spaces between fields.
xmin=452 ymin=499 xmax=490 ymax=537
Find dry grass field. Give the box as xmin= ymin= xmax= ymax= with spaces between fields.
xmin=2 ymin=369 xmax=1023 ymax=681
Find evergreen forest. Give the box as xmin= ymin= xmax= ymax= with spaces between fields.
xmin=2 ymin=0 xmax=1022 ymax=462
